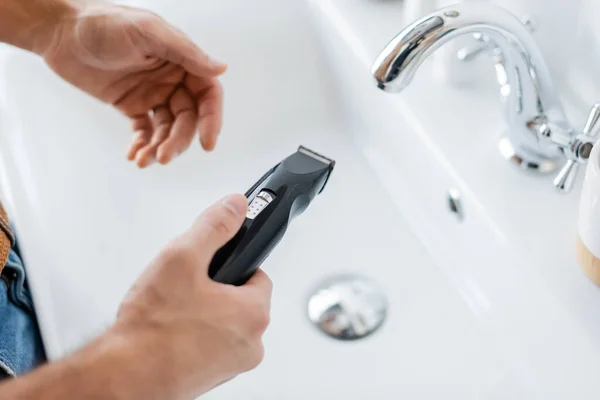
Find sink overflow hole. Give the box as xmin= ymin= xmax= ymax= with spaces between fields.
xmin=447 ymin=188 xmax=463 ymax=221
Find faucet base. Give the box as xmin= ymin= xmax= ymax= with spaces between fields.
xmin=498 ymin=136 xmax=558 ymax=173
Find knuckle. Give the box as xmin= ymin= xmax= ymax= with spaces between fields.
xmin=147 ymin=10 xmax=163 ymax=21
xmin=206 ymin=216 xmax=233 ymax=238
xmin=159 ymin=246 xmax=180 ymax=263
xmin=243 ymin=343 xmax=265 ymax=371
xmin=164 ymin=47 xmax=185 ymax=65
xmin=143 ymin=10 xmax=165 ymax=24
xmin=206 ymin=206 xmax=238 ymax=238
xmin=220 ymin=202 xmax=240 ymax=221
xmin=136 ymin=14 xmax=159 ymax=33
xmin=159 ymin=242 xmax=196 ymax=265
xmin=258 ymin=312 xmax=271 ymax=333
xmin=248 ymin=309 xmax=270 ymax=337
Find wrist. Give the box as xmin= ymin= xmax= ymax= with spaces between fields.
xmin=0 ymin=0 xmax=79 ymax=55
xmin=110 ymin=317 xmax=228 ymax=398
xmin=94 ymin=324 xmax=179 ymax=400
xmin=0 ymin=323 xmax=178 ymax=400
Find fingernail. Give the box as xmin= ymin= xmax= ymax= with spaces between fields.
xmin=222 ymin=194 xmax=247 ymax=217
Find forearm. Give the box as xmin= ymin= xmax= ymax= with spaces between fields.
xmin=0 ymin=328 xmax=176 ymax=400
xmin=0 ymin=0 xmax=78 ymax=54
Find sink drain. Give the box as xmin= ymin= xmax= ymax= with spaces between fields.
xmin=307 ymin=274 xmax=388 ymax=340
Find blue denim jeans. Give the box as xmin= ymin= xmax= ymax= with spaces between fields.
xmin=0 ymin=228 xmax=46 ymax=378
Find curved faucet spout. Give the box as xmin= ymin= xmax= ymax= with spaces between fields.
xmin=371 ymin=2 xmax=573 ymax=172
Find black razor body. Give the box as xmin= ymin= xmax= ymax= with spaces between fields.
xmin=209 ymin=146 xmax=335 ymax=286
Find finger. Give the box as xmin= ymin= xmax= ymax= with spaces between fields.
xmin=185 ymin=75 xmax=224 ymax=151
xmin=242 ymin=269 xmax=273 ymax=303
xmin=156 ymin=87 xmax=197 ymax=164
xmin=128 ymin=130 xmax=152 ymax=162
xmin=136 ymin=106 xmax=173 ymax=168
xmin=185 ymin=194 xmax=248 ymax=265
xmin=140 ymin=15 xmax=227 ymax=77
xmin=127 ymin=115 xmax=152 ymax=161
xmin=198 ymin=80 xmax=224 ymax=152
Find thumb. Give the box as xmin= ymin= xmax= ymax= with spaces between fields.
xmin=186 ymin=194 xmax=248 ymax=263
xmin=139 ymin=14 xmax=227 ymax=76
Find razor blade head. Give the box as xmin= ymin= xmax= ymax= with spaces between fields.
xmin=296 ymin=145 xmax=335 ymax=194
xmin=298 ymin=146 xmax=335 ymax=167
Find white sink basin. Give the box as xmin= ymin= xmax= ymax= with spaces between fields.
xmin=0 ymin=0 xmax=597 ymax=398
xmin=309 ymin=0 xmax=600 ymax=398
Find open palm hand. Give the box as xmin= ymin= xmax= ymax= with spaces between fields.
xmin=42 ymin=3 xmax=226 ymax=167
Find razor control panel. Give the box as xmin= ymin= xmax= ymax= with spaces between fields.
xmin=246 ymin=190 xmax=275 ymax=219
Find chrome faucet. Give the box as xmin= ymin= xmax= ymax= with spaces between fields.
xmin=371 ymin=2 xmax=599 ymax=193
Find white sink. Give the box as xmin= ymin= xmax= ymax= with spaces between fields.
xmin=309 ymin=0 xmax=600 ymax=398
xmin=0 ymin=0 xmax=597 ymax=398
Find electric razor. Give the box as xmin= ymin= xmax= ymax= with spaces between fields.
xmin=208 ymin=146 xmax=335 ymax=286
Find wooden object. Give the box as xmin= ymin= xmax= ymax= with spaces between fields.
xmin=577 ymin=235 xmax=600 ymax=286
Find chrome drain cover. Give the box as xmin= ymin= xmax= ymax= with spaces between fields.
xmin=307 ymin=274 xmax=388 ymax=340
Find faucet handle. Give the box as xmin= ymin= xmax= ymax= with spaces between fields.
xmin=554 ymin=104 xmax=600 ymax=193
xmin=582 ymin=104 xmax=600 ymax=137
